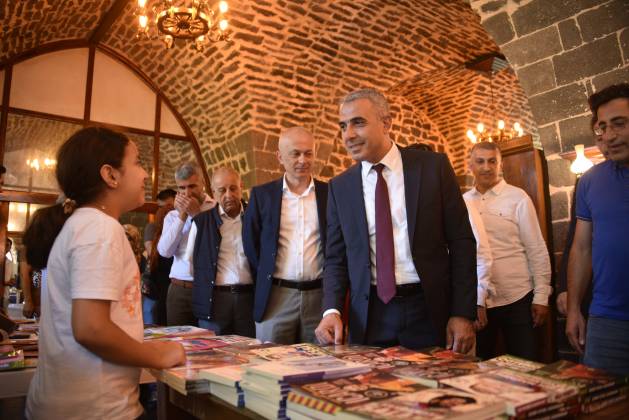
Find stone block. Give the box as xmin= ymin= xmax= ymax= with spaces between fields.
xmin=528 ymin=83 xmax=589 ymax=126
xmin=553 ymin=35 xmax=623 ymax=85
xmin=547 ymin=158 xmax=576 ymax=188
xmin=539 ymin=123 xmax=561 ymax=155
xmin=621 ymin=28 xmax=629 ymax=64
xmin=558 ymin=19 xmax=582 ymax=50
xmin=578 ymin=0 xmax=629 ymax=43
xmin=592 ymin=66 xmax=629 ymax=92
xmin=552 ymin=220 xmax=570 ymax=253
xmin=516 ymin=59 xmax=556 ymax=96
xmin=551 ymin=191 xmax=569 ymax=221
xmin=480 ymin=0 xmax=507 ymax=14
xmin=511 ymin=0 xmax=602 ymax=37
xmin=559 ymin=114 xmax=597 ymax=152
xmin=482 ymin=12 xmax=515 ymax=45
xmin=502 ymin=26 xmax=563 ymax=68
xmin=255 ymin=151 xmax=280 ymax=172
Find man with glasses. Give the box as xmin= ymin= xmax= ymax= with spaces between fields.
xmin=566 ymin=83 xmax=629 ymax=376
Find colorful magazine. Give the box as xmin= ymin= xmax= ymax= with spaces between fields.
xmin=291 ymin=370 xmax=428 ymax=409
xmin=245 ymin=355 xmax=370 ymax=383
xmin=143 ymin=325 xmax=213 ymax=340
xmin=251 ymin=343 xmax=329 ymax=361
xmin=391 ymin=360 xmax=495 ymax=388
xmin=532 ymin=360 xmax=628 ymax=395
xmin=441 ymin=368 xmax=579 ymax=416
xmin=346 ymin=388 xmax=505 ymax=420
xmin=482 ymin=354 xmax=545 ymax=373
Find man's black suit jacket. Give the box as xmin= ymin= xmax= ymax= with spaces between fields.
xmin=323 ymin=148 xmax=477 ymax=346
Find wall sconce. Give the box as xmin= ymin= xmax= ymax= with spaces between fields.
xmin=570 ymin=144 xmax=594 ymax=175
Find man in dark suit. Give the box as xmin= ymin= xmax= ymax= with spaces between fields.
xmin=187 ymin=167 xmax=254 ymax=336
xmin=315 ymin=89 xmax=477 ymax=352
xmin=243 ymin=127 xmax=328 ymax=344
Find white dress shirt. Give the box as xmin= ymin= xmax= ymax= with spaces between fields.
xmin=273 ymin=175 xmax=323 ymax=281
xmin=464 ymin=180 xmax=552 ymax=308
xmin=185 ymin=205 xmax=252 ymax=285
xmin=464 ymin=198 xmax=495 ymax=307
xmin=157 ymin=194 xmax=214 ymax=281
xmin=361 ymin=143 xmax=420 ymax=286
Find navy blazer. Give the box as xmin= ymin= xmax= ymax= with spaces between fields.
xmin=191 ymin=202 xmax=247 ymax=321
xmin=243 ymin=178 xmax=328 ymax=322
xmin=323 ymin=148 xmax=477 ymax=346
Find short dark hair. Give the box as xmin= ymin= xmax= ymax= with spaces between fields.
xmin=588 ymin=83 xmax=629 ymax=119
xmin=0 ymin=165 xmax=6 ymax=175
xmin=470 ymin=141 xmax=502 ymax=157
xmin=405 ymin=143 xmax=433 ymax=152
xmin=157 ymin=188 xmax=177 ymax=201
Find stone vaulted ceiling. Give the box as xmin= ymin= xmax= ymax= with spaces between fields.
xmin=1 ymin=0 xmax=502 ymax=184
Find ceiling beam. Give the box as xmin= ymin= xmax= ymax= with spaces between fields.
xmin=89 ymin=0 xmax=130 ymax=45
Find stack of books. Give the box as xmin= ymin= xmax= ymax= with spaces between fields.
xmin=241 ymin=344 xmax=370 ymax=420
xmin=143 ymin=325 xmax=214 ymax=340
xmin=0 ymin=345 xmax=24 ymax=370
xmin=441 ymin=367 xmax=581 ymax=418
xmin=531 ymin=360 xmax=629 ymax=414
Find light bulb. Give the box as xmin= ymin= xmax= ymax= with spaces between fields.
xmin=219 ymin=1 xmax=229 ymax=13
xmin=513 ymin=122 xmax=521 ymax=131
xmin=498 ymin=120 xmax=505 ymax=130
xmin=139 ymin=15 xmax=148 ymax=28
xmin=138 ymin=0 xmax=147 ymax=8
xmin=466 ymin=129 xmax=477 ymax=144
xmin=219 ymin=19 xmax=228 ymax=31
xmin=476 ymin=123 xmax=484 ymax=133
xmin=570 ymin=144 xmax=594 ymax=175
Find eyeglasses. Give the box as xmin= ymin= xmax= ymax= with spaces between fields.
xmin=593 ymin=118 xmax=627 ymax=136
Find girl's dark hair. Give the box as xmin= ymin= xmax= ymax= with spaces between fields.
xmin=24 ymin=127 xmax=130 ymax=268
xmin=56 ymin=126 xmax=129 ymax=206
xmin=23 ymin=204 xmax=68 ymax=270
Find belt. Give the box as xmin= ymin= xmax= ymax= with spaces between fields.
xmin=170 ymin=278 xmax=194 ymax=289
xmin=272 ymin=277 xmax=322 ymax=291
xmin=370 ymin=283 xmax=423 ymax=297
xmin=214 ymin=284 xmax=254 ymax=294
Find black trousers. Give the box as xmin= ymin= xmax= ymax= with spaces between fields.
xmin=476 ymin=291 xmax=537 ymax=361
xmin=364 ymin=286 xmax=439 ymax=350
xmin=198 ymin=289 xmax=255 ymax=338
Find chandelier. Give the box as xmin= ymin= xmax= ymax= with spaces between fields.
xmin=465 ymin=55 xmax=526 ymax=144
xmin=136 ymin=0 xmax=230 ymax=51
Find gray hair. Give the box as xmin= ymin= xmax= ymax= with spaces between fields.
xmin=175 ymin=162 xmax=200 ymax=181
xmin=211 ymin=166 xmax=240 ymax=188
xmin=339 ymin=88 xmax=391 ymax=119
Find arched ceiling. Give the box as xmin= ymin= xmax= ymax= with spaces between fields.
xmin=2 ymin=0 xmax=502 ymax=183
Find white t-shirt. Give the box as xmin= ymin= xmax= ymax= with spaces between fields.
xmin=26 ymin=208 xmax=144 ymax=420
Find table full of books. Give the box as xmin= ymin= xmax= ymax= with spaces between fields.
xmin=143 ymin=326 xmax=629 ymax=420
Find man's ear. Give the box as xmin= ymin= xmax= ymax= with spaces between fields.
xmin=382 ymin=116 xmax=392 ymax=133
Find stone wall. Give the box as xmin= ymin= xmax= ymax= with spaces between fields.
xmin=470 ymin=0 xmax=629 ymax=268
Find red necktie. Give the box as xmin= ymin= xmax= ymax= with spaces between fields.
xmin=373 ymin=164 xmax=396 ymax=304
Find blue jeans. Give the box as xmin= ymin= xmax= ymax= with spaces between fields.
xmin=142 ymin=296 xmax=157 ymax=325
xmin=584 ymin=316 xmax=629 ymax=376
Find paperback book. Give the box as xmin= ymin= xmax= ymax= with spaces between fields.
xmin=143 ymin=325 xmax=213 ymax=340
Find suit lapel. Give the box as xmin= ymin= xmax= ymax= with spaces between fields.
xmin=271 ymin=178 xmax=283 ymax=247
xmin=401 ymin=149 xmax=421 ymax=247
xmin=347 ymin=164 xmax=369 ymax=246
xmin=314 ymin=180 xmax=326 ymax=237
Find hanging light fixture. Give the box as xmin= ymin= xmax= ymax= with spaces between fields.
xmin=465 ymin=55 xmax=526 ymax=144
xmin=570 ymin=144 xmax=594 ymax=175
xmin=136 ymin=1 xmax=231 ymax=51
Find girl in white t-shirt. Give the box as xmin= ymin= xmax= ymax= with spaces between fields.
xmin=26 ymin=127 xmax=186 ymax=420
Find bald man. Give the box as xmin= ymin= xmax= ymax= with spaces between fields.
xmin=186 ymin=167 xmax=255 ymax=336
xmin=243 ymin=127 xmax=328 ymax=344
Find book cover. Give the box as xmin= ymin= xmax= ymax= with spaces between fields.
xmin=143 ymin=325 xmax=213 ymax=340
xmin=441 ymin=368 xmax=578 ymax=416
xmin=245 ymin=355 xmax=370 ymax=383
xmin=391 ymin=360 xmax=494 ymax=388
xmin=321 ymin=345 xmax=382 ymax=356
xmin=292 ymin=370 xmax=429 ymax=409
xmin=251 ymin=343 xmax=329 ymax=361
xmin=347 ymin=388 xmax=504 ymax=420
xmin=482 ymin=354 xmax=545 ymax=373
xmin=532 ymin=360 xmax=627 ymax=395
xmin=415 ymin=346 xmax=479 ymax=362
